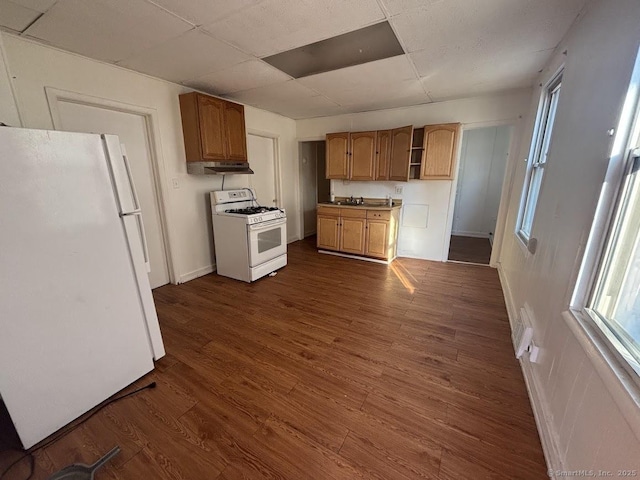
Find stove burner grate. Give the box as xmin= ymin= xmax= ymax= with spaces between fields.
xmin=225 ymin=206 xmax=280 ymax=215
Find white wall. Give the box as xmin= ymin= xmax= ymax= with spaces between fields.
xmin=498 ymin=0 xmax=640 ymax=472
xmin=297 ymin=90 xmax=532 ymax=260
xmin=0 ymin=33 xmax=20 ymax=127
xmin=453 ymin=125 xmax=512 ymax=239
xmin=0 ymin=33 xmax=299 ymax=284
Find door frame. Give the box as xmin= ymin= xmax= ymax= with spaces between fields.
xmin=296 ymin=137 xmax=325 ymax=241
xmin=44 ymin=87 xmax=177 ymax=284
xmin=246 ymin=128 xmax=283 ymax=210
xmin=443 ymin=119 xmax=519 ymax=267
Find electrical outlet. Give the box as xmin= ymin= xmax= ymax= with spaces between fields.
xmin=395 ymin=185 xmax=403 ymax=195
xmin=171 ymin=178 xmax=179 ymax=189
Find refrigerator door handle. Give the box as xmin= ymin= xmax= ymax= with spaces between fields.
xmin=120 ymin=145 xmax=142 ymax=212
xmin=127 ymin=210 xmax=151 ymax=273
xmin=119 ymin=145 xmax=150 ymax=272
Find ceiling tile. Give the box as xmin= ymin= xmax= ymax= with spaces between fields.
xmin=23 ymin=0 xmax=192 ymax=62
xmin=118 ymin=30 xmax=251 ymax=83
xmin=390 ymin=0 xmax=586 ymax=53
xmin=341 ymin=91 xmax=431 ymax=113
xmin=420 ymin=48 xmax=552 ymax=101
xmin=147 ymin=0 xmax=261 ymax=26
xmin=379 ymin=0 xmax=441 ymax=17
xmin=186 ymin=60 xmax=292 ymax=95
xmin=298 ymin=55 xmax=424 ymax=106
xmin=202 ymin=0 xmax=385 ymax=57
xmin=226 ymin=80 xmax=345 ymax=119
xmin=0 ymin=0 xmax=41 ymax=32
xmin=10 ymin=0 xmax=55 ymax=13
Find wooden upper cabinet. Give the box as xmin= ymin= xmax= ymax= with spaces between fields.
xmin=389 ymin=125 xmax=413 ymax=181
xmin=420 ymin=123 xmax=461 ymax=179
xmin=178 ymin=92 xmax=247 ymax=163
xmin=196 ymin=94 xmax=226 ymax=160
xmin=375 ymin=129 xmax=392 ymax=181
xmin=350 ymin=131 xmax=376 ymax=181
xmin=223 ymin=101 xmax=248 ymax=162
xmin=326 ymin=132 xmax=350 ymax=179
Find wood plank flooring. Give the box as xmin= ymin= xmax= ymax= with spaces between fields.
xmin=0 ymin=237 xmax=547 ymax=479
xmin=448 ymin=235 xmax=492 ymax=265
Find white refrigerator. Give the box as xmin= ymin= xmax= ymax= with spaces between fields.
xmin=0 ymin=127 xmax=165 ymax=449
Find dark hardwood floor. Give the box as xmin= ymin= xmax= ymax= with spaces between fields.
xmin=448 ymin=235 xmax=492 ymax=265
xmin=1 ymin=237 xmax=546 ymax=479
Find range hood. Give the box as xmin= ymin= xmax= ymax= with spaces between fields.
xmin=186 ymin=161 xmax=254 ymax=175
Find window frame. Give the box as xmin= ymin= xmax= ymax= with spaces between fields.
xmin=571 ymin=46 xmax=640 ymax=385
xmin=516 ymin=69 xmax=564 ymax=246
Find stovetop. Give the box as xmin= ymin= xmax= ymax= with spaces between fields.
xmin=225 ymin=206 xmax=281 ymax=215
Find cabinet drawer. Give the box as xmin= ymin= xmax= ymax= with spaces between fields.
xmin=317 ymin=206 xmax=340 ymax=216
xmin=366 ymin=210 xmax=391 ymax=220
xmin=340 ymin=208 xmax=367 ymax=219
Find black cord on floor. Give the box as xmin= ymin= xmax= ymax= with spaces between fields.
xmin=0 ymin=382 xmax=156 ymax=480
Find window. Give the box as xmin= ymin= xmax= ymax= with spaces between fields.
xmin=588 ymin=143 xmax=640 ymax=375
xmin=517 ymin=71 xmax=563 ymax=243
xmin=574 ymin=46 xmax=640 ymax=378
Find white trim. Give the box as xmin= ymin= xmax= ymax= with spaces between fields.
xmin=498 ymin=264 xmax=565 ymax=476
xmin=246 ymin=129 xmax=283 ymax=209
xmin=0 ymin=31 xmax=22 ymax=127
xmin=318 ymin=250 xmax=393 ymax=265
xmin=446 ymin=259 xmax=490 ymax=267
xmin=450 ymin=231 xmax=491 ymax=239
xmin=562 ymin=310 xmax=640 ymax=441
xmin=44 ymin=87 xmax=178 ymax=285
xmin=178 ymin=264 xmax=215 ymax=284
xmin=441 ymin=128 xmax=465 ymax=261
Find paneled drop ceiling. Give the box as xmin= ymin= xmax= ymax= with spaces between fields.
xmin=0 ymin=0 xmax=587 ymax=119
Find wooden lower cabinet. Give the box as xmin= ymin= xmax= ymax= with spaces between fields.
xmin=365 ymin=220 xmax=389 ymax=258
xmin=317 ymin=215 xmax=340 ymax=251
xmin=317 ymin=206 xmax=399 ymax=261
xmin=340 ymin=217 xmax=366 ymax=255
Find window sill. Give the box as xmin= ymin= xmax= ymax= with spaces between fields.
xmin=562 ymin=309 xmax=640 ymax=440
xmin=516 ymin=231 xmax=533 ymax=258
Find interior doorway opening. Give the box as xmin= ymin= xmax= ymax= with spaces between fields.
xmin=448 ymin=125 xmax=513 ymax=265
xmin=299 ymin=140 xmax=329 ymax=238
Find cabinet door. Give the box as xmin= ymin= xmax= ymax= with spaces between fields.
xmin=340 ymin=217 xmax=366 ymax=255
xmin=197 ymin=94 xmax=227 ymax=160
xmin=317 ymin=215 xmax=340 ymax=251
xmin=365 ymin=220 xmax=390 ymax=258
xmin=350 ymin=131 xmax=376 ymax=181
xmin=326 ymin=133 xmax=349 ymax=179
xmin=224 ymin=101 xmax=248 ymax=162
xmin=375 ymin=129 xmax=392 ymax=180
xmin=389 ymin=125 xmax=413 ymax=181
xmin=420 ymin=123 xmax=460 ymax=179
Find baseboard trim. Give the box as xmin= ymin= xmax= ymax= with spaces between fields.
xmin=497 ymin=264 xmax=564 ymax=478
xmin=451 ymin=231 xmax=491 ymax=239
xmin=318 ymin=250 xmax=392 ymax=265
xmin=178 ymin=264 xmax=215 ymax=284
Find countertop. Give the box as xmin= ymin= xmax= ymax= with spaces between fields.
xmin=317 ymin=202 xmax=401 ymax=211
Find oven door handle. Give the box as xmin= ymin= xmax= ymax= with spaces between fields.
xmin=249 ymin=217 xmax=287 ymax=230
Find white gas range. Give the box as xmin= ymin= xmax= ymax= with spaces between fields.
xmin=210 ymin=189 xmax=287 ymax=283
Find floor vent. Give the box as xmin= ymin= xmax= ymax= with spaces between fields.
xmin=513 ymin=307 xmax=533 ymax=359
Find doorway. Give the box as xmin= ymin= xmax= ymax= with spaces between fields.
xmin=299 ymin=141 xmax=329 ymax=238
xmin=448 ymin=125 xmax=513 ymax=265
xmin=52 ymin=101 xmax=171 ymax=288
xmin=247 ymin=133 xmax=279 ymax=207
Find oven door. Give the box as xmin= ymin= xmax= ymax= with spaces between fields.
xmin=248 ymin=218 xmax=287 ymax=267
